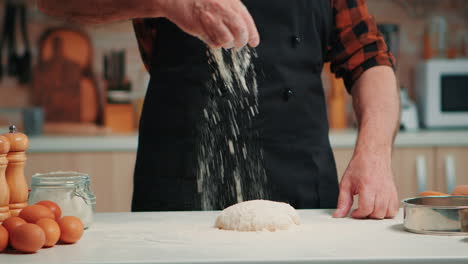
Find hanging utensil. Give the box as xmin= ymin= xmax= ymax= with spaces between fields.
xmin=117 ymin=50 xmax=125 ymax=87
xmin=0 ymin=1 xmax=14 ymax=80
xmin=17 ymin=3 xmax=31 ymax=84
xmin=0 ymin=2 xmax=10 ymax=81
xmin=103 ymin=53 xmax=109 ymax=81
xmin=6 ymin=2 xmax=19 ymax=77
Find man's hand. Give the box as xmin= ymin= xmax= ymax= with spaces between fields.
xmin=333 ymin=152 xmax=399 ymax=219
xmin=332 ymin=65 xmax=400 ymax=219
xmin=161 ymin=0 xmax=260 ymax=48
xmin=37 ymin=0 xmax=260 ymax=48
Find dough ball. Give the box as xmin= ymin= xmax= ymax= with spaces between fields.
xmin=215 ymin=200 xmax=301 ymax=232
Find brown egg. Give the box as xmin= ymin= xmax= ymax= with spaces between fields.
xmin=10 ymin=223 xmax=45 ymax=253
xmin=418 ymin=191 xmax=449 ymax=197
xmin=58 ymin=216 xmax=84 ymax=244
xmin=0 ymin=225 xmax=8 ymax=252
xmin=19 ymin=205 xmax=55 ymax=223
xmin=36 ymin=201 xmax=62 ymax=220
xmin=36 ymin=218 xmax=61 ymax=247
xmin=452 ymin=185 xmax=468 ymax=196
xmin=2 ymin=216 xmax=27 ymax=235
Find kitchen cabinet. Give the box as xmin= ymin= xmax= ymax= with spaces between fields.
xmin=332 ymin=148 xmax=353 ymax=181
xmin=333 ymin=147 xmax=437 ymax=203
xmin=20 ymin=130 xmax=468 ymax=212
xmin=391 ymin=147 xmax=437 ymax=199
xmin=23 ymin=147 xmax=467 ymax=213
xmin=435 ymin=147 xmax=468 ymax=194
xmin=25 ymin=152 xmax=135 ymax=213
xmin=334 ymin=146 xmax=468 ymax=201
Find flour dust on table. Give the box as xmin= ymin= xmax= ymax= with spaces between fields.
xmin=196 ymin=47 xmax=269 ymax=210
xmin=215 ymin=200 xmax=301 ymax=232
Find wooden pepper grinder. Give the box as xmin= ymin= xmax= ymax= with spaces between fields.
xmin=3 ymin=125 xmax=29 ymax=216
xmin=0 ymin=135 xmax=11 ymax=222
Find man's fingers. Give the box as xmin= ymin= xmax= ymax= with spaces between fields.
xmin=223 ymin=14 xmax=249 ymax=48
xmin=332 ymin=190 xmax=353 ymax=218
xmin=369 ymin=195 xmax=387 ymax=219
xmin=385 ymin=199 xmax=397 ymax=219
xmin=351 ymin=191 xmax=375 ymax=219
xmin=386 ymin=192 xmax=400 ymax=218
xmin=214 ymin=23 xmax=235 ymax=49
xmin=333 ymin=182 xmax=353 ymax=218
xmin=188 ymin=1 xmax=256 ymax=49
xmin=199 ymin=11 xmax=233 ymax=48
xmin=217 ymin=23 xmax=235 ymax=49
xmin=237 ymin=4 xmax=260 ymax=47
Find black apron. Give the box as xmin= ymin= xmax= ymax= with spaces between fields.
xmin=132 ymin=0 xmax=339 ymax=211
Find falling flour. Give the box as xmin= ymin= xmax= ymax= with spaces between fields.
xmin=196 ymin=47 xmax=268 ymax=210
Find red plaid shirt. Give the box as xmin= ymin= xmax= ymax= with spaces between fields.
xmin=133 ymin=0 xmax=395 ymax=91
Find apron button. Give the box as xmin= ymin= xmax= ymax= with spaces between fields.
xmin=291 ymin=36 xmax=301 ymax=47
xmin=283 ymin=88 xmax=293 ymax=101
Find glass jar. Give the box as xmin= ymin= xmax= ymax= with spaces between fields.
xmin=28 ymin=172 xmax=96 ymax=229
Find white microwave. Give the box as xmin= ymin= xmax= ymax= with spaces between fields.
xmin=416 ymin=59 xmax=468 ymax=128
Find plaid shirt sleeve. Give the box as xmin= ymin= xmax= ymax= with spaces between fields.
xmin=327 ymin=0 xmax=396 ymax=92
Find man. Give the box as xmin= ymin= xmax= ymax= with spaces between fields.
xmin=38 ymin=0 xmax=400 ymax=219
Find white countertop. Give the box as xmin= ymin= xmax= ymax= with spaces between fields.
xmin=3 ymin=209 xmax=468 ymax=264
xmin=26 ymin=129 xmax=468 ymax=152
xmin=28 ymin=134 xmax=140 ymax=153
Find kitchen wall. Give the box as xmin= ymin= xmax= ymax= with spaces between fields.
xmin=0 ymin=0 xmax=467 ymax=125
xmin=366 ymin=0 xmax=468 ymax=98
xmin=0 ymin=0 xmax=145 ymax=109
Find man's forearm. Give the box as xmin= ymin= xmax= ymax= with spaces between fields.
xmin=351 ymin=66 xmax=400 ymax=159
xmin=37 ymin=0 xmax=166 ymax=24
